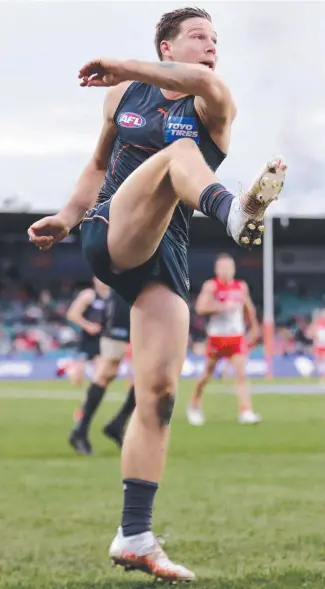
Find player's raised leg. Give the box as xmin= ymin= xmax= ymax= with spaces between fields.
xmin=109 ymin=282 xmax=194 ymax=582
xmin=107 ymin=138 xmax=225 ymax=271
xmin=108 ymin=139 xmax=287 ymax=271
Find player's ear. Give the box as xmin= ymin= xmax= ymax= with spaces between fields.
xmin=160 ymin=40 xmax=172 ymax=60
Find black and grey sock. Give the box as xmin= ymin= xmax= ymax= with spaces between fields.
xmin=74 ymin=383 xmax=106 ymax=436
xmin=122 ymin=478 xmax=158 ymax=537
xmin=105 ymin=385 xmax=135 ymax=432
xmin=199 ymin=183 xmax=234 ymax=226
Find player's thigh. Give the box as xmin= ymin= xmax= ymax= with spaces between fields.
xmin=108 ymin=152 xmax=178 ymax=271
xmin=130 ymin=282 xmax=189 ymax=410
xmin=93 ymin=354 xmax=101 ymax=371
xmin=100 ymin=336 xmax=127 ymax=362
xmin=107 ymin=137 xmax=206 ymax=272
xmin=231 ymin=353 xmax=247 ymax=378
xmin=94 ymin=353 xmax=120 ymax=382
xmin=203 ymin=354 xmax=219 ymax=377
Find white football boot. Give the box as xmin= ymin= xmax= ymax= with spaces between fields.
xmin=227 ymin=156 xmax=287 ymax=247
xmin=186 ymin=405 xmax=205 ymax=426
xmin=109 ymin=527 xmax=195 ymax=582
xmin=238 ymin=410 xmax=262 ymax=425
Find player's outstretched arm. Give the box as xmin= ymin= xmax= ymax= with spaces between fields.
xmin=79 ymin=58 xmax=233 ymax=117
xmin=28 ymin=85 xmax=128 ymax=250
xmin=195 ymin=280 xmax=236 ymax=316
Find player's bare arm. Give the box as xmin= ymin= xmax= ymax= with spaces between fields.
xmin=243 ymin=283 xmax=260 ymax=343
xmin=79 ymin=58 xmax=235 ymax=150
xmin=67 ymin=289 xmax=102 ymax=335
xmin=27 ymin=82 xmax=130 ymax=250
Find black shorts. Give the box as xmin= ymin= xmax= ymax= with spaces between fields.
xmin=80 ymin=200 xmax=190 ymax=306
xmin=102 ymin=290 xmax=130 ymax=342
xmin=77 ymin=334 xmax=100 ymax=361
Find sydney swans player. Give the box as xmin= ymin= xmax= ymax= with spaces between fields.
xmin=188 ymin=254 xmax=261 ymax=425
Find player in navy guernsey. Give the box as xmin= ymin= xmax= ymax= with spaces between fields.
xmin=69 ymin=287 xmax=134 ymax=455
xmin=28 ymin=7 xmax=287 ymax=582
xmin=63 ymin=278 xmax=107 ymax=385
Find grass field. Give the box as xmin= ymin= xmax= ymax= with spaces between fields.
xmin=1 ymin=379 xmax=325 ymax=589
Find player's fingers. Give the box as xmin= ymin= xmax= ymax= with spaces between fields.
xmin=27 ymin=227 xmax=37 ymax=240
xmin=40 ymin=240 xmax=54 ymax=251
xmin=88 ymin=73 xmax=102 ymax=82
xmin=80 ymin=74 xmax=104 ymax=87
xmin=87 ymin=79 xmax=107 ymax=87
xmin=78 ymin=61 xmax=93 ymax=77
xmin=29 ymin=235 xmax=53 ymax=247
xmin=78 ymin=60 xmax=101 ymax=78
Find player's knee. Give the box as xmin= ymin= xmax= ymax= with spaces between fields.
xmin=151 ymin=374 xmax=176 ymax=426
xmin=94 ymin=360 xmax=118 ymax=387
xmin=204 ymin=363 xmax=215 ymax=380
xmin=156 ymin=392 xmax=175 ymax=426
xmin=201 ymin=372 xmax=211 ymax=384
xmin=140 ymin=372 xmax=177 ymax=427
xmin=96 ymin=374 xmax=113 ymax=388
xmin=167 ymin=137 xmax=198 ymax=158
xmin=236 ymin=366 xmax=246 ymax=382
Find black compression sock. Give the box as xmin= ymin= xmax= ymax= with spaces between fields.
xmin=122 ymin=478 xmax=158 ymax=537
xmin=199 ymin=183 xmax=234 ymax=225
xmin=106 ymin=385 xmax=136 ymax=431
xmin=74 ymin=383 xmax=106 ymax=436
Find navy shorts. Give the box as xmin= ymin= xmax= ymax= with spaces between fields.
xmin=80 ymin=200 xmax=190 ymax=306
xmin=77 ymin=335 xmax=100 ymax=361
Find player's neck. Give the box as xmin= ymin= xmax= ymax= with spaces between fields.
xmin=216 ymin=276 xmax=233 ymax=284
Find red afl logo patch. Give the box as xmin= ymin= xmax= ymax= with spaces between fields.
xmin=117 ymin=112 xmax=146 ymax=128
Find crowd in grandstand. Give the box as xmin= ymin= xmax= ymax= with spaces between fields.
xmin=0 ymin=276 xmax=321 ymax=359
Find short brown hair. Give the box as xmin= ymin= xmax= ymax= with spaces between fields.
xmin=216 ymin=253 xmax=234 ymax=262
xmin=155 ymin=7 xmax=212 ymax=61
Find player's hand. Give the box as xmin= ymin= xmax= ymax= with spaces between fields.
xmin=28 ymin=215 xmax=69 ymax=251
xmin=247 ymin=326 xmax=260 ymax=345
xmin=223 ymin=300 xmax=240 ymax=312
xmin=86 ymin=323 xmax=102 ymax=336
xmin=78 ymin=58 xmax=125 ymax=87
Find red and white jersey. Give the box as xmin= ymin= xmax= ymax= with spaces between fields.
xmin=313 ymin=317 xmax=325 ymax=350
xmin=206 ymin=278 xmax=246 ymax=337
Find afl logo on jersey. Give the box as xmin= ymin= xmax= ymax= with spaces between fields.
xmin=118 ymin=112 xmax=146 ymax=128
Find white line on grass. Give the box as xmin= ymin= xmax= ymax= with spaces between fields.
xmin=0 ymin=382 xmax=325 ymax=399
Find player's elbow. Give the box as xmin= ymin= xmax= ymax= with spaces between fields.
xmin=67 ymin=311 xmax=77 ymax=323
xmin=88 ymin=155 xmax=107 ymax=173
xmin=199 ymin=70 xmax=231 ymax=105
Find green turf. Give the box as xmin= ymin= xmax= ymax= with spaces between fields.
xmin=1 ymin=379 xmax=325 ymax=589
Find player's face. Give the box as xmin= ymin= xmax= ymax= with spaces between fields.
xmin=162 ymin=17 xmax=218 ymax=71
xmin=215 ymin=258 xmax=235 ymax=281
xmin=93 ymin=277 xmax=109 ymax=298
